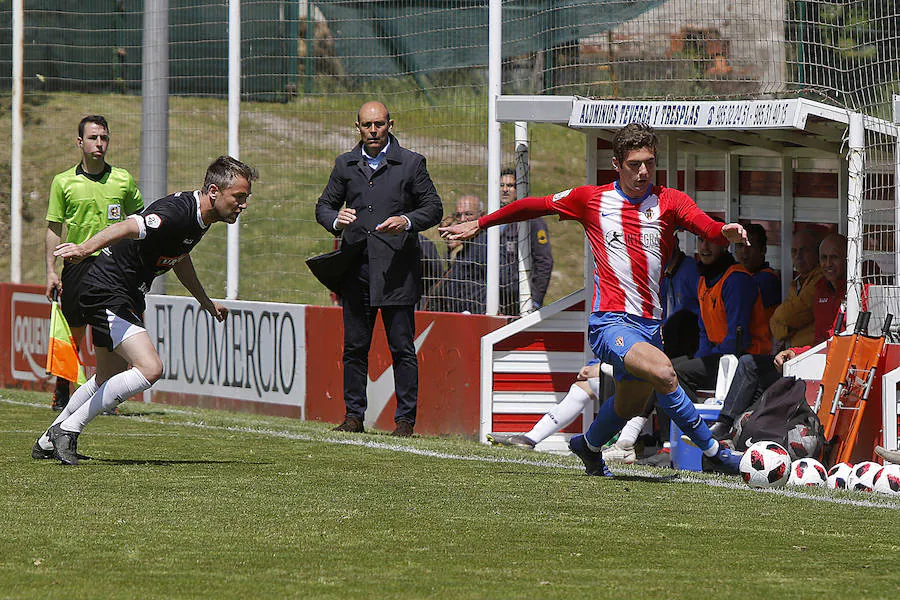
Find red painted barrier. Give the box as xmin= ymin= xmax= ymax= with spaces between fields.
xmin=305 ymin=306 xmax=507 ymax=436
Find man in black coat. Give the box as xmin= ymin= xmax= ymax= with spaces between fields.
xmin=315 ymin=101 xmax=443 ymax=436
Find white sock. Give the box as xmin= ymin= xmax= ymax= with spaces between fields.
xmin=60 ymin=367 xmax=152 ymax=433
xmin=702 ymin=440 xmax=720 ymax=458
xmin=616 ymin=416 xmax=647 ymax=448
xmin=526 ymin=383 xmax=592 ymax=444
xmin=39 ymin=376 xmax=99 ymax=449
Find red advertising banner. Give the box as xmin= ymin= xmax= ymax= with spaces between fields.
xmin=0 ymin=283 xmax=95 ymax=391
xmin=305 ymin=306 xmax=508 ymax=436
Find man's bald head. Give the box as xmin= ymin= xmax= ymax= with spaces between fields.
xmin=356 ymin=101 xmax=393 ymax=156
xmin=455 ymin=195 xmax=484 ymax=222
xmin=819 ymin=233 xmax=847 ymax=286
xmin=357 ymin=101 xmax=390 ymax=124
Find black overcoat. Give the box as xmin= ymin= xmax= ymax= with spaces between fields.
xmin=315 ymin=135 xmax=443 ymax=306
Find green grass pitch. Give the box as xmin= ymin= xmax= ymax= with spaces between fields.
xmin=2 ymin=388 xmax=898 ymax=599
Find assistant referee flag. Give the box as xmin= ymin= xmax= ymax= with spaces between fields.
xmin=45 ymin=300 xmax=87 ymax=385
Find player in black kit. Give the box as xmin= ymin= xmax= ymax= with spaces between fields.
xmin=32 ymin=156 xmax=257 ymax=465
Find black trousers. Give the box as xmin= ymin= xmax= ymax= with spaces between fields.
xmin=341 ymin=263 xmax=418 ymax=425
xmin=718 ymin=354 xmax=781 ymax=425
xmin=673 ymin=354 xmax=722 ymax=403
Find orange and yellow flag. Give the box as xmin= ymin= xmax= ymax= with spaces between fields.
xmin=45 ymin=301 xmax=87 ymax=385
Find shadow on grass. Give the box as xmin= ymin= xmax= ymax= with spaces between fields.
xmin=610 ymin=473 xmax=680 ymax=483
xmin=108 ymin=411 xmax=172 ymax=417
xmin=92 ymin=458 xmax=274 ymax=466
xmin=491 ymin=470 xmax=679 ymax=484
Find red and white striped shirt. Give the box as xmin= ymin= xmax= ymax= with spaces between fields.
xmin=478 ymin=183 xmax=727 ymax=320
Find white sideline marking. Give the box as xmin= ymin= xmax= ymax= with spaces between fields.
xmin=4 ymin=397 xmax=899 ymax=511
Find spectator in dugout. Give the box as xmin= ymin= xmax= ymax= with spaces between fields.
xmin=735 ymin=223 xmax=781 ymax=326
xmin=769 ymin=228 xmax=824 ymax=350
xmin=659 ymin=234 xmax=701 ymax=360
xmin=672 ymin=226 xmax=770 ymax=402
xmin=707 ymin=233 xmax=847 ymax=441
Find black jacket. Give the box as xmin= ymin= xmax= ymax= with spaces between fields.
xmin=315 ymin=135 xmax=443 ymax=306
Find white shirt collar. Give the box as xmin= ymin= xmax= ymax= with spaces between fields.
xmin=194 ymin=190 xmax=210 ymax=229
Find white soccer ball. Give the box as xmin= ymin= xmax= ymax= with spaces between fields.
xmin=872 ymin=464 xmax=900 ymax=496
xmin=826 ymin=462 xmax=854 ymax=490
xmin=787 ymin=458 xmax=828 ymax=487
xmin=848 ymin=461 xmax=884 ymax=492
xmin=740 ymin=441 xmax=791 ymax=488
xmin=786 ymin=423 xmax=820 ymax=461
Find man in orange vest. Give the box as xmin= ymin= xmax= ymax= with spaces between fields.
xmin=708 ymin=233 xmax=846 ymax=442
xmin=673 ymin=232 xmax=770 ymax=401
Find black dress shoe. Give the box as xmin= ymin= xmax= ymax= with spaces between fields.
xmin=333 ymin=416 xmax=364 ymax=433
xmin=708 ymin=421 xmax=733 ymax=441
xmin=391 ymin=421 xmax=414 ymax=437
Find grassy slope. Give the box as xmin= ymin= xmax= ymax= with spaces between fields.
xmin=0 ymin=91 xmax=587 ymax=305
xmin=2 ymin=389 xmax=899 ymax=600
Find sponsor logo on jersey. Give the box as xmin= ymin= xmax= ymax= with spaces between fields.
xmin=157 ymin=254 xmax=186 ymax=268
xmin=615 ymin=336 xmax=624 ymax=347
xmin=605 ymin=230 xmax=625 ymax=250
xmin=145 ymin=214 xmax=162 ymax=229
xmin=107 ymin=204 xmax=122 ymax=220
xmin=183 ymin=238 xmax=194 ymax=245
xmin=552 ymin=188 xmax=572 ymax=202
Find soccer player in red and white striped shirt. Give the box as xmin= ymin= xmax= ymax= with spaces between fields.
xmin=441 ymin=123 xmax=748 ymax=476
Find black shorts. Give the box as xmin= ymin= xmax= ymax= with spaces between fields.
xmin=60 ymin=257 xmax=96 ymax=328
xmin=79 ymin=285 xmax=146 ymax=352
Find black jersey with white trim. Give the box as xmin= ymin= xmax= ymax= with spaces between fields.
xmin=84 ymin=191 xmax=210 ymax=296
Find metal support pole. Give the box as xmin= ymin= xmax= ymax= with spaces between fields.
xmin=10 ymin=0 xmax=23 ymax=282
xmin=304 ymin=0 xmax=315 ymax=94
xmin=142 ymin=0 xmax=169 ymax=294
xmin=514 ymin=121 xmax=533 ymax=314
xmin=893 ymin=95 xmax=900 ymax=278
xmin=846 ymin=111 xmax=865 ymax=330
xmin=780 ymin=155 xmax=794 ymax=303
xmin=226 ymin=0 xmax=241 ymax=300
xmin=486 ymin=0 xmax=501 ymax=315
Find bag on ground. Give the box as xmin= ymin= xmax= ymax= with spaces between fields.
xmin=734 ymin=376 xmax=824 ymax=460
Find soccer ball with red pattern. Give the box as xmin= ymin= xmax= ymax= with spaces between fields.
xmin=786 ymin=423 xmax=821 ymax=461
xmin=848 ymin=461 xmax=884 ymax=492
xmin=826 ymin=462 xmax=854 ymax=489
xmin=787 ymin=458 xmax=827 ymax=487
xmin=873 ymin=464 xmax=900 ymax=496
xmin=739 ymin=441 xmax=791 ymax=488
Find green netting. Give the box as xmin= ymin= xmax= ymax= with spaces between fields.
xmin=313 ymin=0 xmax=664 ymax=78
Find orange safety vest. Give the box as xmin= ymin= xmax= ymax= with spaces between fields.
xmin=698 ymin=264 xmax=770 ymax=355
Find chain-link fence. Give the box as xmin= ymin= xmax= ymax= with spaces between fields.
xmin=3 ymin=0 xmax=898 ymax=318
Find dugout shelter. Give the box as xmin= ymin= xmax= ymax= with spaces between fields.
xmin=481 ymin=94 xmax=900 ymax=459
